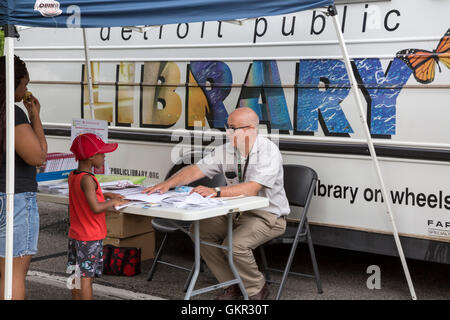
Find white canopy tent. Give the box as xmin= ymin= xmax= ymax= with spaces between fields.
xmin=1 ymin=0 xmax=416 ymax=300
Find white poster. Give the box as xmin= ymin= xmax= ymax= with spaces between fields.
xmin=71 ymin=118 xmax=109 ymax=174
xmin=71 ymin=118 xmax=108 ymax=143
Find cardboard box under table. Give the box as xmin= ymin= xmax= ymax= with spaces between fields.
xmin=104 ymin=211 xmax=155 ymax=261
xmin=105 ymin=211 xmax=153 ymax=238
xmin=104 ymin=231 xmax=155 ymax=261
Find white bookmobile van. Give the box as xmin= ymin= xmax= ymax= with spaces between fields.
xmin=15 ymin=0 xmax=450 ymax=263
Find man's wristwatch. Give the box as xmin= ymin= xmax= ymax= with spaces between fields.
xmin=214 ymin=187 xmax=221 ymax=197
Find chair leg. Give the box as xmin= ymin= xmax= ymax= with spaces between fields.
xmin=306 ymin=224 xmax=323 ymax=294
xmin=200 ymin=258 xmax=206 ymax=272
xmin=183 ymin=257 xmax=206 ymax=292
xmin=183 ymin=262 xmax=196 ymax=292
xmin=275 ymin=236 xmax=301 ymax=300
xmin=258 ymin=246 xmax=271 ymax=282
xmin=147 ymin=233 xmax=168 ymax=281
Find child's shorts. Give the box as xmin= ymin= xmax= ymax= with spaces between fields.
xmin=67 ymin=238 xmax=104 ymax=278
xmin=0 ymin=192 xmax=39 ymax=258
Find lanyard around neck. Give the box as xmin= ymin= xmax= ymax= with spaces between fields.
xmin=237 ymin=152 xmax=250 ymax=183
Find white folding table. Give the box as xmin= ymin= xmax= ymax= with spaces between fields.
xmin=37 ymin=193 xmax=269 ymax=300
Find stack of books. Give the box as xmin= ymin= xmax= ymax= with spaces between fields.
xmin=36 ymin=152 xmax=78 ymax=182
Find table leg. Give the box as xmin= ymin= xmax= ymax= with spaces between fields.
xmin=184 ymin=220 xmax=200 ymax=300
xmin=226 ymin=213 xmax=249 ymax=300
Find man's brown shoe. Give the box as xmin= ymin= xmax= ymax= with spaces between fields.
xmin=249 ymin=283 xmax=269 ymax=300
xmin=215 ymin=284 xmax=244 ymax=300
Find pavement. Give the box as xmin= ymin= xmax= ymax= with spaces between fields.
xmin=14 ymin=201 xmax=450 ymax=300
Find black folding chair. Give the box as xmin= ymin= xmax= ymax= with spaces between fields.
xmin=259 ymin=164 xmax=323 ymax=299
xmin=147 ymin=171 xmax=225 ymax=292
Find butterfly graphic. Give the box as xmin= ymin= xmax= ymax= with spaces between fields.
xmin=396 ymin=29 xmax=449 ymax=84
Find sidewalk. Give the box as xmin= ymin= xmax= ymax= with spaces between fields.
xmin=26 ymin=270 xmax=163 ymax=300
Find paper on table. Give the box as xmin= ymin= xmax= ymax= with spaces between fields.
xmin=40 ymin=181 xmax=69 ymax=190
xmin=114 ymin=200 xmax=144 ymax=210
xmin=170 ymin=192 xmax=224 ymax=208
xmin=114 ymin=190 xmax=224 ymax=210
xmin=38 ymin=181 xmax=69 ymax=195
xmin=114 ymin=200 xmax=161 ymax=210
xmin=160 ymin=191 xmax=191 ymax=204
xmin=124 ymin=192 xmax=171 ymax=203
xmin=107 ymin=186 xmax=146 ymax=196
xmin=101 ymin=180 xmax=140 ymax=190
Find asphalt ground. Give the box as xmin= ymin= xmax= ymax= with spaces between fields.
xmin=16 ymin=201 xmax=450 ymax=301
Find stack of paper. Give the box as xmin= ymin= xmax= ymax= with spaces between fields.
xmin=101 ymin=180 xmax=141 ymax=190
xmin=161 ymin=191 xmax=224 ymax=209
xmin=111 ymin=188 xmax=169 ymax=210
xmin=114 ymin=190 xmax=224 ymax=210
xmin=38 ymin=181 xmax=70 ymax=195
xmin=122 ymin=192 xmax=171 ymax=203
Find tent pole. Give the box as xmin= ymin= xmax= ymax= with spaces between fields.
xmin=82 ymin=28 xmax=95 ymax=120
xmin=3 ymin=25 xmax=17 ymax=300
xmin=327 ymin=6 xmax=417 ymax=300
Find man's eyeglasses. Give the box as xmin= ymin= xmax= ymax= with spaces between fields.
xmin=224 ymin=124 xmax=251 ymax=134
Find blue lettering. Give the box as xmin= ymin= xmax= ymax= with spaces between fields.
xmin=353 ymin=58 xmax=412 ymax=136
xmin=189 ymin=61 xmax=232 ymax=129
xmin=238 ymin=61 xmax=293 ymax=131
xmin=296 ymin=59 xmax=353 ymax=135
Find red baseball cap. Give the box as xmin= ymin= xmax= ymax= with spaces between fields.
xmin=70 ymin=133 xmax=118 ymax=161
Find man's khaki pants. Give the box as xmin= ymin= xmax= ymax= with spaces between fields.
xmin=190 ymin=210 xmax=286 ymax=296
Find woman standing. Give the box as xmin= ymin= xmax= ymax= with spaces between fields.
xmin=0 ymin=55 xmax=47 ymax=299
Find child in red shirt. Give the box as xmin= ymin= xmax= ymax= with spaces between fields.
xmin=68 ymin=133 xmax=127 ymax=300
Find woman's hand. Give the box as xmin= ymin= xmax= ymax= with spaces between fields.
xmin=23 ymin=94 xmax=41 ymax=119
